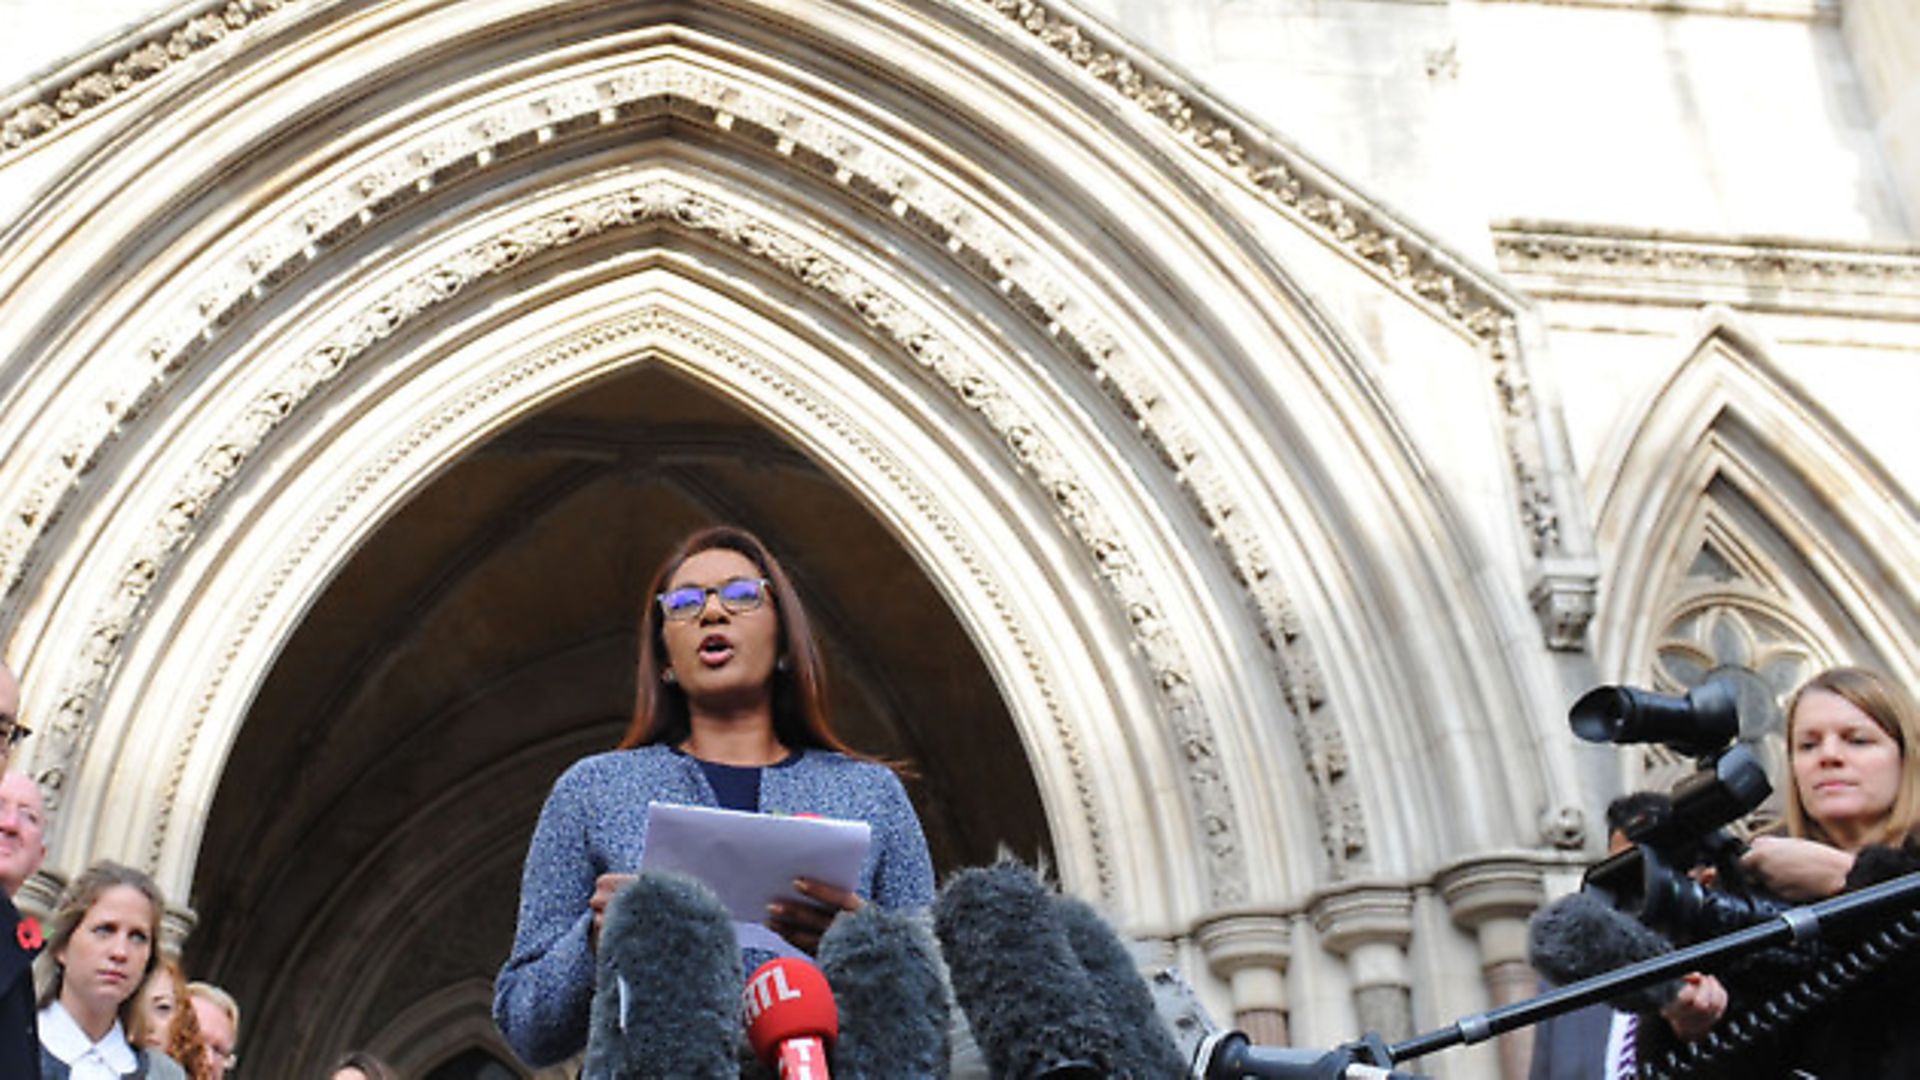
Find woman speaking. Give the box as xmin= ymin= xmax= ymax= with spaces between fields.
xmin=493 ymin=525 xmax=935 ymax=1067
xmin=1652 ymin=665 xmax=1920 ymax=1075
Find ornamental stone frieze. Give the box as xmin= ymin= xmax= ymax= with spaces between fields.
xmin=975 ymin=0 xmax=1599 ymax=651
xmin=0 ymin=35 xmax=1442 ymax=897
xmin=0 ymin=0 xmax=304 ymax=154
xmin=1493 ymin=222 xmax=1920 ymax=319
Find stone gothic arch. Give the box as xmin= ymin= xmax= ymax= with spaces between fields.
xmin=0 ymin=0 xmax=1596 ymax=1071
xmin=1592 ymin=315 xmax=1920 ymax=789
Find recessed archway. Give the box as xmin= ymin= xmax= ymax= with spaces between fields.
xmin=185 ymin=361 xmax=1051 ymax=1069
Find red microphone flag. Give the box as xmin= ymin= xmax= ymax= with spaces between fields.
xmin=744 ymin=957 xmax=839 ymax=1080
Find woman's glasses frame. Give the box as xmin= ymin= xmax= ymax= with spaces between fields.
xmin=657 ymin=576 xmax=772 ymax=623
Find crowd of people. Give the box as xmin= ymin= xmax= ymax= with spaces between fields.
xmin=4 ymin=522 xmax=1919 ymax=1078
xmin=0 ymin=660 xmax=393 ymax=1079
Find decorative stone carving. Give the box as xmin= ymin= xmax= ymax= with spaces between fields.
xmin=1530 ymin=562 xmax=1598 ymax=653
xmin=1493 ymin=222 xmax=1920 ymax=318
xmin=5 ymin=43 xmax=1422 ymax=894
xmin=1194 ymin=909 xmax=1293 ymax=1043
xmin=977 ymin=0 xmax=1596 ymax=654
xmin=1311 ymin=883 xmax=1416 ymax=1041
xmin=0 ymin=0 xmax=300 ymax=153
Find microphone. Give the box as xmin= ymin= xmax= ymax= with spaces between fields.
xmin=1526 ymin=890 xmax=1679 ymax=1011
xmin=745 ymin=957 xmax=838 ymax=1080
xmin=815 ymin=904 xmax=951 ymax=1078
xmin=583 ymin=871 xmax=743 ymax=1080
xmin=1053 ymin=894 xmax=1189 ymax=1077
xmin=933 ymin=859 xmax=1121 ymax=1079
xmin=1192 ymin=1031 xmax=1431 ymax=1079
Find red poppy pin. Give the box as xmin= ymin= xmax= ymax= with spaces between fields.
xmin=16 ymin=916 xmax=41 ymax=952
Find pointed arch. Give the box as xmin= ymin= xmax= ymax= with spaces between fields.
xmin=1594 ymin=315 xmax=1920 ymax=696
xmin=0 ymin=10 xmax=1596 ymax=1056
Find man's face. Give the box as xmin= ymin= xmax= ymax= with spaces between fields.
xmin=0 ymin=771 xmax=45 ymax=897
xmin=192 ymin=995 xmax=238 ymax=1080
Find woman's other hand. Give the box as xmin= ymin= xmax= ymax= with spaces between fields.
xmin=767 ymin=878 xmax=864 ymax=954
xmin=590 ymin=872 xmax=638 ymax=950
xmin=1661 ymin=972 xmax=1728 ymax=1042
xmin=1739 ymin=836 xmax=1855 ymax=901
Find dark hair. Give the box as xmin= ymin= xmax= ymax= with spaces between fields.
xmin=618 ymin=524 xmax=858 ymax=759
xmin=330 ymin=1050 xmax=398 ymax=1080
xmin=37 ymin=860 xmax=165 ymax=1021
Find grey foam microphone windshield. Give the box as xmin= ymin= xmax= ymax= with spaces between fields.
xmin=1527 ymin=890 xmax=1680 ymax=1012
xmin=934 ymin=859 xmax=1122 ymax=1079
xmin=583 ymin=871 xmax=744 ymax=1080
xmin=1053 ymin=894 xmax=1190 ymax=1078
xmin=817 ymin=904 xmax=953 ymax=1078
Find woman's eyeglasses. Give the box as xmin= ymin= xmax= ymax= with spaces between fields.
xmin=657 ymin=577 xmax=771 ymax=622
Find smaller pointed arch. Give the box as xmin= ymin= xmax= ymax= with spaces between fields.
xmin=1594 ymin=311 xmax=1920 ymax=695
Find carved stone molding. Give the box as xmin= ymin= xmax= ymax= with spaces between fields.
xmin=1194 ymin=909 xmax=1293 ymax=1043
xmin=1435 ymin=857 xmax=1546 ymax=940
xmin=977 ymin=0 xmax=1596 ymax=650
xmin=141 ymin=294 xmax=1123 ymax=902
xmin=1193 ymin=908 xmax=1293 ymax=978
xmin=1475 ymin=0 xmax=1833 ymax=16
xmin=1530 ymin=560 xmax=1599 ymax=653
xmin=1494 ymin=222 xmax=1920 ymax=317
xmin=1309 ymin=883 xmax=1415 ymax=957
xmin=0 ymin=0 xmax=306 ymax=155
xmin=1310 ymin=883 xmax=1417 ymax=1042
xmin=0 ymin=50 xmax=1409 ymax=898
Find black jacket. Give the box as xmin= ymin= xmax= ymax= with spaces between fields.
xmin=0 ymin=891 xmax=41 ymax=1080
xmin=1636 ymin=840 xmax=1920 ymax=1079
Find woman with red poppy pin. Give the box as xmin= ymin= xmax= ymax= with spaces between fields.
xmin=493 ymin=525 xmax=935 ymax=1067
xmin=36 ymin=861 xmax=185 ymax=1079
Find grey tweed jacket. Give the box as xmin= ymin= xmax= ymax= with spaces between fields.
xmin=492 ymin=744 xmax=935 ymax=1067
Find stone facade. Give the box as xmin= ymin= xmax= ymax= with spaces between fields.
xmin=0 ymin=1 xmax=1912 ymax=1077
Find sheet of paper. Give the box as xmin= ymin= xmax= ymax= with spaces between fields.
xmin=639 ymin=801 xmax=873 ymax=935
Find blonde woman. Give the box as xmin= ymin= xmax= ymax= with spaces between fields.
xmin=36 ymin=861 xmax=179 ymax=1079
xmin=1648 ymin=666 xmax=1920 ymax=1076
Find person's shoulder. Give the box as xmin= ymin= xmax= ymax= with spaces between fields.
xmin=799 ymin=750 xmax=899 ymax=782
xmin=139 ymin=1048 xmax=188 ymax=1080
xmin=554 ymin=745 xmax=678 ymax=790
xmin=1849 ymin=836 xmax=1920 ymax=888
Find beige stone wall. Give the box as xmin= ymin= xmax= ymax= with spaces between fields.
xmin=0 ymin=1 xmax=1913 ymax=1077
xmin=1844 ymin=0 xmax=1920 ymax=231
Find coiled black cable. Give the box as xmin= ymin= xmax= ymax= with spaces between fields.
xmin=1639 ymin=908 xmax=1920 ymax=1079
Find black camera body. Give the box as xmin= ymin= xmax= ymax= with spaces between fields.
xmin=1571 ymin=680 xmax=1790 ymax=943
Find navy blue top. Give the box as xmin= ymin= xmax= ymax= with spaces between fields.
xmin=678 ymin=746 xmax=801 ymax=812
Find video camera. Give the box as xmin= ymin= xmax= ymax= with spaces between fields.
xmin=1570 ymin=679 xmax=1789 ymax=943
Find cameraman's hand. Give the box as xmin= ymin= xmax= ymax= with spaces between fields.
xmin=1739 ymin=836 xmax=1854 ymax=901
xmin=1660 ymin=972 xmax=1728 ymax=1041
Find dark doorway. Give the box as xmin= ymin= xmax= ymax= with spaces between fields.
xmin=184 ymin=364 xmax=1049 ymax=1072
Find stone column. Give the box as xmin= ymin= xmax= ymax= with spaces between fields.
xmin=1311 ymin=884 xmax=1416 ymax=1042
xmin=1438 ymin=857 xmax=1547 ymax=1080
xmin=16 ymin=866 xmax=64 ymax=919
xmin=1194 ymin=909 xmax=1292 ymax=1045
